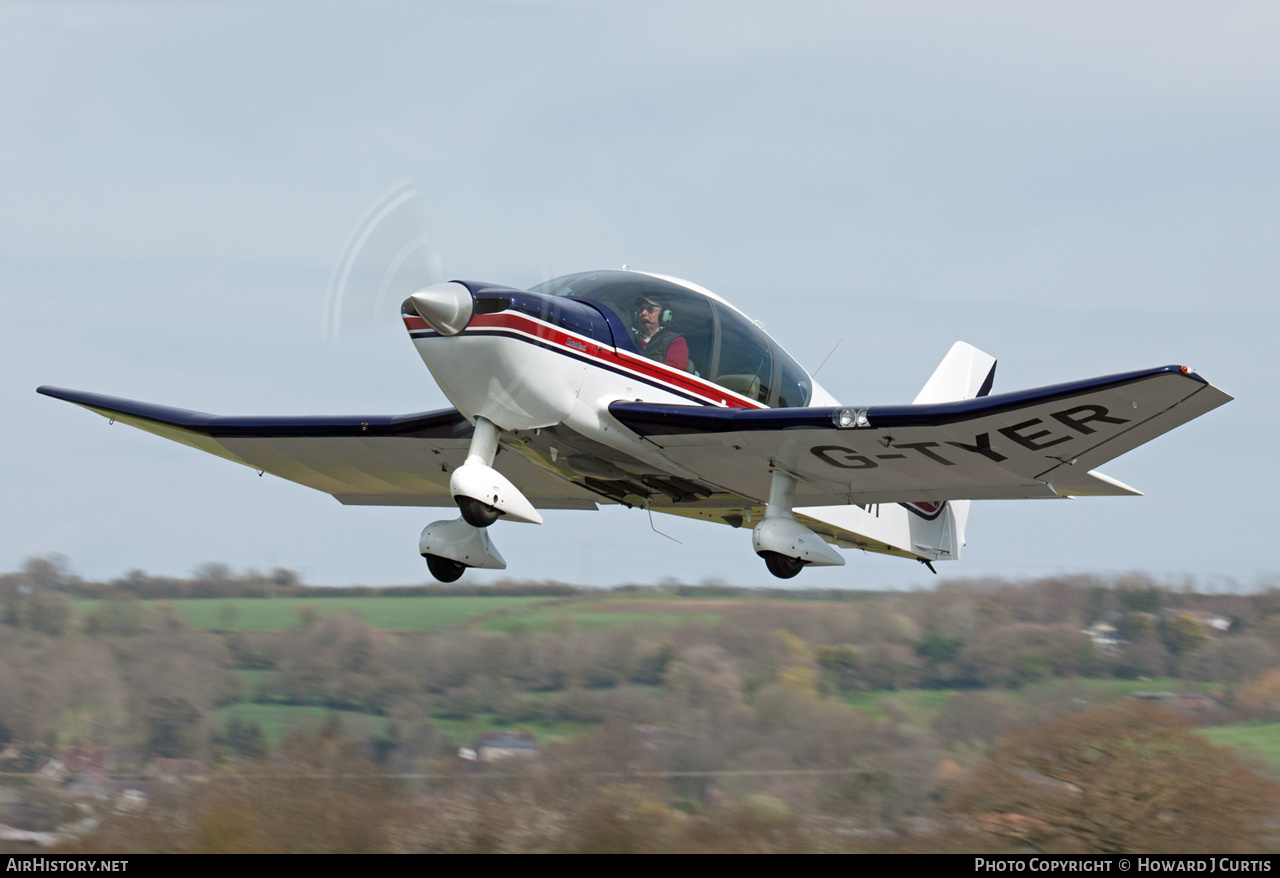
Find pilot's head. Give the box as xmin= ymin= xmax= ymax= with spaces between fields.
xmin=634 ymin=295 xmax=671 ymax=337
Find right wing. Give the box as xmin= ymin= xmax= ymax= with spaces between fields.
xmin=36 ymin=386 xmax=600 ymax=509
xmin=608 ymin=365 xmax=1232 ymax=506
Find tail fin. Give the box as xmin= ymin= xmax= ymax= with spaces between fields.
xmin=906 ymin=342 xmax=996 ymax=562
xmin=913 ymin=341 xmax=997 ymax=404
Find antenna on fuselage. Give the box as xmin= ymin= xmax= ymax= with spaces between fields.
xmin=812 ymin=338 xmax=844 ymax=379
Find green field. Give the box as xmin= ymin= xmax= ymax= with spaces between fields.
xmin=840 ymin=678 xmax=1220 ymax=727
xmin=215 ymin=702 xmax=592 ymax=749
xmin=72 ymin=593 xmax=862 ymax=634
xmin=479 ymin=594 xmax=737 ymax=632
xmin=215 ymin=703 xmax=391 ymax=746
xmin=429 ymin=713 xmax=595 ymax=744
xmin=841 ymin=689 xmax=957 ymax=724
xmin=1012 ymin=677 xmax=1218 ymax=702
xmin=233 ymin=669 xmax=269 ymax=699
xmin=1201 ymin=722 xmax=1280 ymax=764
xmin=484 ymin=608 xmax=722 ymax=633
xmin=75 ymin=595 xmax=558 ymax=631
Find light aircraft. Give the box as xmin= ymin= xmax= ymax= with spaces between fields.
xmin=39 ymin=269 xmax=1231 ymax=582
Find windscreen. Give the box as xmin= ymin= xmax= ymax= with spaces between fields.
xmin=531 ymin=271 xmax=811 ymax=407
xmin=533 ymin=271 xmax=714 ymax=377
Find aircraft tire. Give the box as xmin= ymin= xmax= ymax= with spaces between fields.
xmin=457 ymin=496 xmax=502 ymax=528
xmin=762 ymin=551 xmax=805 ymax=579
xmin=425 ymin=553 xmax=467 ymax=583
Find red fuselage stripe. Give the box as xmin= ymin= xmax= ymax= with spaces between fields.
xmin=404 ymin=312 xmax=766 ymax=410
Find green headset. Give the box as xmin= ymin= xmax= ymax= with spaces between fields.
xmin=635 ymin=298 xmax=672 ymax=327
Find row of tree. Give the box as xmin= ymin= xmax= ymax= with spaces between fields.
xmin=2 ymin=581 xmax=1280 ymax=770
xmin=3 ymin=556 xmax=1280 ymax=851
xmin=51 ymin=701 xmax=1280 ymax=853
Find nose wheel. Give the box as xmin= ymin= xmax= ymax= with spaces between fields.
xmin=761 ymin=551 xmax=805 ymax=579
xmin=419 ymin=518 xmax=507 ymax=583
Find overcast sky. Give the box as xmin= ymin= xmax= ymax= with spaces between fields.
xmin=3 ymin=1 xmax=1276 ymax=590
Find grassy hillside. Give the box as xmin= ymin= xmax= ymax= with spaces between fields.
xmin=1201 ymin=722 xmax=1280 ymax=764
xmin=75 ymin=594 xmax=557 ymax=631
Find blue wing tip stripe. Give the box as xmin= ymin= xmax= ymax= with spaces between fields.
xmin=37 ymin=386 xmax=468 ymax=439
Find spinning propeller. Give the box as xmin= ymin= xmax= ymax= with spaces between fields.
xmin=321 ymin=178 xmax=444 ymax=341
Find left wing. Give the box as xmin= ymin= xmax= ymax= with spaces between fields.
xmin=37 ymin=386 xmax=600 ymax=509
xmin=608 ymin=365 xmax=1231 ymax=507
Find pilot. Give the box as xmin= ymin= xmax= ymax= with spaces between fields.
xmin=631 ymin=294 xmax=690 ymax=372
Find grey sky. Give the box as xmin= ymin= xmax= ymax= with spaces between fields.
xmin=3 ymin=1 xmax=1276 ymax=589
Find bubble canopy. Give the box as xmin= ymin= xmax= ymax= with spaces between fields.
xmin=530 ymin=270 xmax=812 ymax=408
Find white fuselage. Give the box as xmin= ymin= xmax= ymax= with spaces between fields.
xmin=404 ymin=275 xmax=836 ymax=477
xmin=400 ymin=273 xmax=957 ymax=572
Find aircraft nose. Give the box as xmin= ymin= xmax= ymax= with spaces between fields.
xmin=410 ymin=282 xmax=474 ymax=336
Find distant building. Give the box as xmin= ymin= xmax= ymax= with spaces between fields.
xmin=1172 ymin=610 xmax=1231 ymax=632
xmin=473 ymin=732 xmax=538 ymax=763
xmin=61 ymin=746 xmax=109 ymax=774
xmin=1083 ymin=621 xmax=1124 ymax=654
xmin=36 ymin=760 xmax=67 ymax=784
xmin=153 ymin=758 xmax=208 ymax=782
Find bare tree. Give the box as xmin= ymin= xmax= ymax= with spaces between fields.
xmin=947 ymin=700 xmax=1280 ymax=853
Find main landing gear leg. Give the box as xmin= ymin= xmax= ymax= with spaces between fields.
xmin=457 ymin=417 xmax=501 ymax=527
xmin=449 ymin=416 xmax=543 ymax=528
xmin=751 ymin=469 xmax=846 ymax=579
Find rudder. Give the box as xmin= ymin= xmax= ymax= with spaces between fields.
xmin=906 ymin=341 xmax=996 ymax=561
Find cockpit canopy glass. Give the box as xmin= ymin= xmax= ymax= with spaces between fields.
xmin=530 ymin=271 xmax=811 ymax=408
